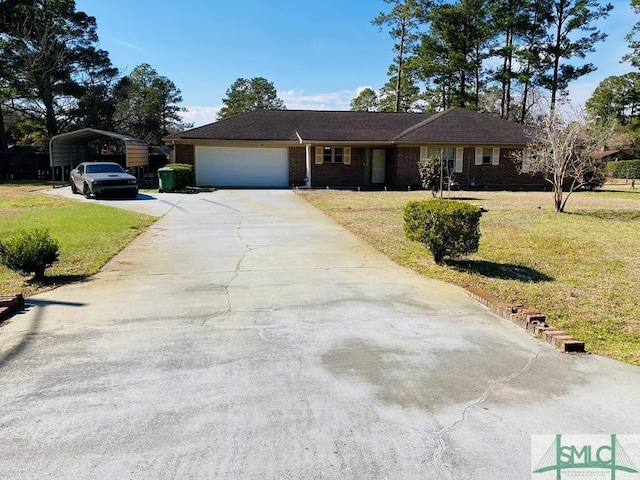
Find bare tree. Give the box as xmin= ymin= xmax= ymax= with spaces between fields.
xmin=516 ymin=107 xmax=612 ymax=212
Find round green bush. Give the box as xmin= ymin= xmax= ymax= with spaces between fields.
xmin=0 ymin=229 xmax=59 ymax=280
xmin=164 ymin=163 xmax=194 ymax=190
xmin=404 ymin=199 xmax=481 ymax=264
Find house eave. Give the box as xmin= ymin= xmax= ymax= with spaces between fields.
xmin=163 ymin=139 xmax=299 ymax=148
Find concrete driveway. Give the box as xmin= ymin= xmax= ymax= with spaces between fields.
xmin=1 ymin=190 xmax=640 ymax=479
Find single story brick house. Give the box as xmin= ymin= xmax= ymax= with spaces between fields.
xmin=163 ymin=107 xmax=541 ymax=189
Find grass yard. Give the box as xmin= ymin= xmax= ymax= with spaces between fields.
xmin=299 ymin=181 xmax=640 ymax=365
xmin=0 ymin=182 xmax=155 ymax=298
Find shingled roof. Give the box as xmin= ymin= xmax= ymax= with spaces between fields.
xmin=166 ymin=107 xmax=530 ymax=145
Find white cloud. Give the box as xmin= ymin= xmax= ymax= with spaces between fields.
xmin=180 ymin=106 xmax=221 ymax=127
xmin=567 ymin=81 xmax=600 ymax=110
xmin=278 ymin=88 xmax=361 ymax=110
xmin=102 ymin=35 xmax=148 ymax=54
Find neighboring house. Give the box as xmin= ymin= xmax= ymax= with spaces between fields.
xmin=163 ymin=107 xmax=542 ymax=190
xmin=590 ymin=148 xmax=621 ymax=162
xmin=589 ymin=148 xmax=635 ymax=162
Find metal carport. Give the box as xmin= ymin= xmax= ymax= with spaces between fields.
xmin=49 ymin=128 xmax=148 ymax=182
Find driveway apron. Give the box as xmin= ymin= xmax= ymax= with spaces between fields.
xmin=1 ymin=190 xmax=639 ymax=479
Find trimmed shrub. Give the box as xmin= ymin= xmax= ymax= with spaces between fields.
xmin=607 ymin=160 xmax=640 ymax=179
xmin=418 ymin=156 xmax=442 ymax=197
xmin=164 ymin=163 xmax=194 ymax=190
xmin=581 ymin=164 xmax=608 ymax=191
xmin=404 ymin=199 xmax=481 ymax=264
xmin=0 ymin=229 xmax=59 ymax=280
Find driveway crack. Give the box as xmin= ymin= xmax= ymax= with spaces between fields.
xmin=200 ymin=222 xmax=252 ymax=325
xmin=224 ymin=222 xmax=251 ymax=314
xmin=432 ymin=353 xmax=542 ymax=479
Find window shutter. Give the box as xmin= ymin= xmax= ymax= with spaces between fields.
xmin=420 ymin=147 xmax=428 ymax=163
xmin=315 ymin=146 xmax=323 ymax=165
xmin=492 ymin=147 xmax=500 ymax=165
xmin=521 ymin=148 xmax=531 ymax=173
xmin=475 ymin=147 xmax=483 ymax=165
xmin=344 ymin=147 xmax=351 ymax=165
xmin=455 ymin=147 xmax=464 ymax=173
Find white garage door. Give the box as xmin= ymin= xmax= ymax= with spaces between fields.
xmin=196 ymin=146 xmax=289 ymax=187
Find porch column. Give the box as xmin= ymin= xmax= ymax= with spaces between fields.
xmin=305 ymin=143 xmax=312 ymax=188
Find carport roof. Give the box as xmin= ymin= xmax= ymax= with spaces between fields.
xmin=163 ymin=107 xmax=531 ymax=145
xmin=50 ymin=128 xmax=147 ymax=146
xmin=49 ymin=128 xmax=148 ymax=167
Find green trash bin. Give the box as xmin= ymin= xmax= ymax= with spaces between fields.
xmin=157 ymin=167 xmax=175 ymax=193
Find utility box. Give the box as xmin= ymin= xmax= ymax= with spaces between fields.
xmin=157 ymin=167 xmax=175 ymax=192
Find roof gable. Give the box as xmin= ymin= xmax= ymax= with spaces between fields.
xmin=394 ymin=108 xmax=530 ymax=144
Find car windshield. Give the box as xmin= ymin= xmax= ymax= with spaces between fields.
xmin=85 ymin=164 xmax=125 ymax=174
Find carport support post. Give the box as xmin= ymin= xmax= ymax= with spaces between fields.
xmin=305 ymin=144 xmax=312 ymax=188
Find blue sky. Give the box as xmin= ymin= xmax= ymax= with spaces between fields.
xmin=75 ymin=0 xmax=637 ymax=127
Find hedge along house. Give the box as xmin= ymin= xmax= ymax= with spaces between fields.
xmin=49 ymin=128 xmax=149 ymax=183
xmin=163 ymin=107 xmax=541 ymax=190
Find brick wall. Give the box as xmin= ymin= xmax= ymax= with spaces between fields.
xmin=175 ymin=144 xmax=195 ymax=165
xmin=394 ymin=147 xmax=421 ymax=189
xmin=460 ymin=148 xmax=545 ymax=189
xmin=288 ymin=147 xmax=306 ymax=186
xmin=394 ymin=146 xmax=546 ymax=191
xmin=311 ymin=147 xmax=365 ymax=187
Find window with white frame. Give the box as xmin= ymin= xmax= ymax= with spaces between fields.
xmin=315 ymin=146 xmax=351 ymax=164
xmin=475 ymin=147 xmax=501 ymax=166
xmin=420 ymin=146 xmax=463 ymax=173
xmin=481 ymin=148 xmax=492 ymax=164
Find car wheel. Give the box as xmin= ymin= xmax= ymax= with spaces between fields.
xmin=83 ymin=183 xmax=92 ymax=199
xmin=70 ymin=181 xmax=78 ymax=194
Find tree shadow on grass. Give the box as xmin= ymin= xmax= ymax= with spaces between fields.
xmin=445 ymin=259 xmax=554 ymax=283
xmin=26 ymin=274 xmax=91 ymax=288
xmin=445 ymin=197 xmax=483 ymax=202
xmin=567 ymin=210 xmax=640 ymax=221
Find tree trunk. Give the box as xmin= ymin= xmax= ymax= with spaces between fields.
xmin=504 ymin=30 xmax=513 ymax=119
xmin=33 ymin=264 xmax=46 ymax=281
xmin=553 ymin=174 xmax=564 ymax=212
xmin=550 ymin=2 xmax=564 ymax=117
xmin=0 ymin=106 xmax=10 ymax=178
xmin=394 ymin=24 xmax=406 ymax=113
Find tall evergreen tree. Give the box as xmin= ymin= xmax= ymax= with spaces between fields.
xmin=379 ymin=59 xmax=423 ymax=112
xmin=70 ymin=48 xmax=119 ymax=130
xmin=114 ymin=63 xmax=190 ymax=144
xmin=217 ymin=77 xmax=286 ymax=120
xmin=514 ymin=0 xmax=553 ymax=123
xmin=624 ymin=0 xmax=640 ymax=67
xmin=0 ymin=0 xmax=115 ymax=139
xmin=490 ymin=0 xmax=546 ymax=120
xmin=586 ymin=73 xmax=640 ymax=125
xmin=350 ymin=88 xmax=380 ymax=112
xmin=372 ymin=0 xmax=430 ymax=112
xmin=540 ymin=0 xmax=612 ymax=114
xmin=416 ymin=0 xmax=493 ymax=109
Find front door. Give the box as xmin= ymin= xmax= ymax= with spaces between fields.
xmin=372 ymin=149 xmax=386 ymax=184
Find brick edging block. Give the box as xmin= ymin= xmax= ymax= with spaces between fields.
xmin=465 ymin=287 xmax=585 ymax=353
xmin=0 ymin=293 xmax=25 ymax=324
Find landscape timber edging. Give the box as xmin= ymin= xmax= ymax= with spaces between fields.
xmin=465 ymin=287 xmax=586 ymax=353
xmin=0 ymin=293 xmax=25 ymax=325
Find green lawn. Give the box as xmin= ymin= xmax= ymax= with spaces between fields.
xmin=299 ymin=182 xmax=640 ymax=365
xmin=0 ymin=183 xmax=155 ymax=297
